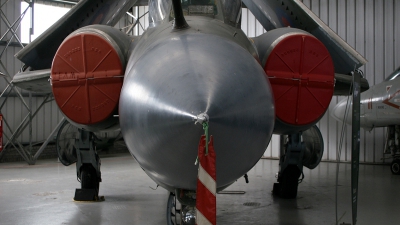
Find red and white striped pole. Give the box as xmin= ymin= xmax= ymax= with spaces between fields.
xmin=196 ymin=134 xmax=216 ymax=225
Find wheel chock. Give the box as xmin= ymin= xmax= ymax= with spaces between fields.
xmin=272 ymin=183 xmax=281 ymax=196
xmin=73 ymin=189 xmax=104 ymax=202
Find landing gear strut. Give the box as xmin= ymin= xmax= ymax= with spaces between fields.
xmin=273 ymin=126 xmax=324 ymax=198
xmin=167 ymin=189 xmax=197 ymax=225
xmin=385 ymin=125 xmax=400 ymax=175
xmin=73 ymin=129 xmax=102 ymax=201
xmin=391 ymin=158 xmax=400 ymax=175
xmin=273 ymin=133 xmax=304 ymax=199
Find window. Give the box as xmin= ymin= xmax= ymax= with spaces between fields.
xmin=21 ymin=2 xmax=70 ymax=43
xmin=181 ymin=0 xmax=217 ymax=17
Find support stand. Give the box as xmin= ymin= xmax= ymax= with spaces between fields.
xmin=386 ymin=125 xmax=400 ymax=175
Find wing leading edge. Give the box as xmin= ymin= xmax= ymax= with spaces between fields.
xmin=15 ymin=0 xmax=138 ymax=70
xmin=243 ymin=0 xmax=367 ymax=75
xmin=12 ymin=69 xmax=51 ymax=93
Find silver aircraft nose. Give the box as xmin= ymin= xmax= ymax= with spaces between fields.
xmin=332 ymin=97 xmax=353 ymax=125
xmin=119 ymin=32 xmax=275 ymax=191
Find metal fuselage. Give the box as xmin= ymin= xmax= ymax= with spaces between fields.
xmin=332 ymin=68 xmax=400 ymax=130
xmin=119 ymin=16 xmax=275 ymax=192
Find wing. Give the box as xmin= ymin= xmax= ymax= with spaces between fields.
xmin=15 ymin=0 xmax=138 ymax=70
xmin=12 ymin=69 xmax=51 ymax=93
xmin=334 ymin=73 xmax=369 ymax=96
xmin=242 ymin=0 xmax=367 ymax=75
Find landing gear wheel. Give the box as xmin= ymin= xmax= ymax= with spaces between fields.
xmin=81 ymin=165 xmax=100 ymax=193
xmin=391 ymin=159 xmax=400 ymax=175
xmin=167 ymin=192 xmax=181 ymax=225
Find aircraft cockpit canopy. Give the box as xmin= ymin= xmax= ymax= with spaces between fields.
xmin=385 ymin=66 xmax=400 ymax=81
xmin=181 ymin=0 xmax=218 ymax=18
xmin=148 ymin=0 xmax=242 ymax=27
xmin=148 ymin=0 xmax=172 ymax=27
xmin=219 ymin=0 xmax=242 ymax=26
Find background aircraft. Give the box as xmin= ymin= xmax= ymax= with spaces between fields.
xmin=10 ymin=0 xmax=367 ymax=224
xmin=332 ymin=67 xmax=400 ymax=175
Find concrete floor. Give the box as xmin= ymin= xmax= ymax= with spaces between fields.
xmin=0 ymin=153 xmax=399 ymax=225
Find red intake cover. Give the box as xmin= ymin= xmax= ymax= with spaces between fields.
xmin=265 ymin=34 xmax=334 ymax=126
xmin=51 ymin=33 xmax=124 ymax=125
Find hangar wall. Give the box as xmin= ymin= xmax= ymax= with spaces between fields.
xmin=0 ymin=0 xmax=399 ymax=164
xmin=0 ymin=1 xmax=59 ymax=144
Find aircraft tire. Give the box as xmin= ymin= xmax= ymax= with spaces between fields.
xmin=166 ymin=192 xmax=178 ymax=225
xmin=275 ymin=165 xmax=301 ymax=199
xmin=81 ymin=165 xmax=100 ymax=193
xmin=390 ymin=159 xmax=400 ymax=175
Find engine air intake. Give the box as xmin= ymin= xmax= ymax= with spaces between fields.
xmin=51 ymin=26 xmax=128 ymax=127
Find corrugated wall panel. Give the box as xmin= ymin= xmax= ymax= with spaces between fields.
xmin=241 ymin=7 xmax=248 ymax=34
xmin=246 ymin=7 xmax=256 ymax=37
xmin=373 ymin=1 xmax=385 ymax=163
xmin=384 ymin=1 xmax=394 ymax=79
xmin=19 ymin=97 xmax=28 ymax=143
xmin=302 ymin=0 xmax=310 ymax=9
xmin=396 ymin=1 xmax=400 ymax=68
xmin=310 ymin=0 xmax=320 ymax=16
xmin=1 ymin=0 xmax=27 ymax=145
xmin=364 ymin=0 xmax=376 ymax=163
xmin=2 ymin=0 xmax=16 ymax=42
xmin=1 ymin=1 xmax=69 ymax=146
xmin=346 ymin=1 xmax=355 ymax=50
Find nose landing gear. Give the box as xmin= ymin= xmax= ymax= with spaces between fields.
xmin=390 ymin=158 xmax=400 ymax=175
xmin=167 ymin=190 xmax=197 ymax=225
xmin=73 ymin=130 xmax=102 ymax=201
xmin=385 ymin=125 xmax=400 ymax=175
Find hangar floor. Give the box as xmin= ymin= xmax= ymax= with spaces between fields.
xmin=0 ymin=153 xmax=399 ymax=225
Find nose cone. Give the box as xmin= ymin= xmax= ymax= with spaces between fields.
xmin=332 ymin=97 xmax=353 ymax=125
xmin=119 ymin=33 xmax=275 ymax=191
